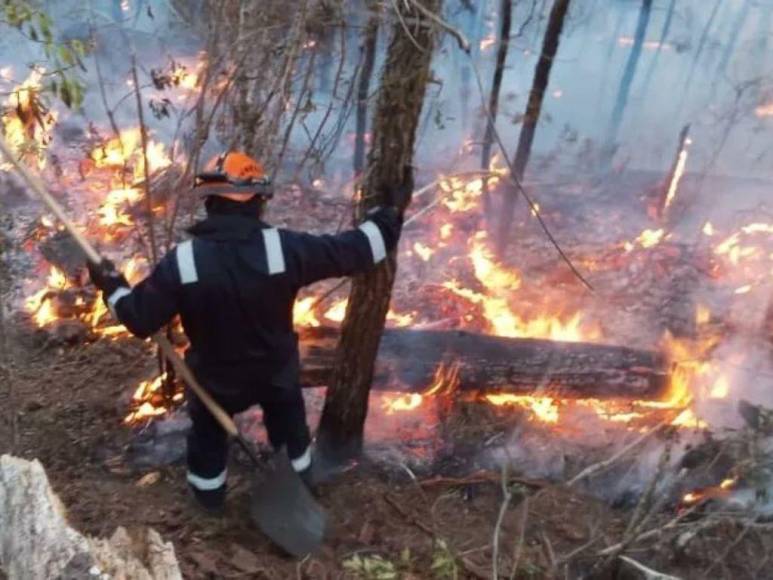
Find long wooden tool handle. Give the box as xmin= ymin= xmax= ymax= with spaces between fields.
xmin=154 ymin=334 xmax=238 ymax=437
xmin=0 ymin=139 xmax=101 ymax=264
xmin=0 ymin=137 xmax=240 ymax=438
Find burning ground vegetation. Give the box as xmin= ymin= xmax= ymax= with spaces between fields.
xmin=3 ymin=75 xmax=773 ymax=578
xmin=1 ymin=2 xmax=773 ymax=579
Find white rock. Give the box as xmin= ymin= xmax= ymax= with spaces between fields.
xmin=0 ymin=455 xmax=182 ymax=580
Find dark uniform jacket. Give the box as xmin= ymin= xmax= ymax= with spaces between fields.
xmin=106 ymin=210 xmax=400 ymax=389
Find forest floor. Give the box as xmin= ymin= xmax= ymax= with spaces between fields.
xmin=1 ymin=325 xmax=770 ymax=579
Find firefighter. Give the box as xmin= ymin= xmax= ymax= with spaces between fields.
xmin=87 ymin=151 xmax=402 ymax=511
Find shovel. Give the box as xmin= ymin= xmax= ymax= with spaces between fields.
xmin=0 ymin=137 xmax=327 ymax=558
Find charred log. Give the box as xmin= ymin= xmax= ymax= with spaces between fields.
xmin=300 ymin=326 xmax=668 ymax=399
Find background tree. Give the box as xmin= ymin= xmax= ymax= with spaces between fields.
xmin=353 ymin=4 xmax=379 ymax=178
xmin=638 ymin=0 xmax=676 ymax=100
xmin=481 ymin=0 xmax=512 ymax=216
xmin=605 ymin=0 xmax=653 ymax=156
xmin=317 ymin=0 xmax=442 ymax=461
xmin=496 ymin=0 xmax=571 ymax=252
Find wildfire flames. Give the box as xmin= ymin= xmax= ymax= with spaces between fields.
xmin=1 ymin=69 xmax=57 ymax=170
xmin=9 ymin=54 xmax=773 ymax=457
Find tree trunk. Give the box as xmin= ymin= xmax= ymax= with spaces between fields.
xmin=605 ymin=0 xmax=653 ymax=151
xmin=638 ymin=0 xmax=675 ymax=105
xmin=353 ymin=7 xmax=379 ymax=178
xmin=496 ymin=0 xmax=571 ymax=252
xmin=316 ymin=0 xmax=441 ymax=462
xmin=299 ymin=326 xmax=668 ymax=399
xmin=481 ymin=0 xmax=513 ymax=216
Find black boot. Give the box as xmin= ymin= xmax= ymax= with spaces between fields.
xmin=189 ymin=483 xmax=226 ymax=515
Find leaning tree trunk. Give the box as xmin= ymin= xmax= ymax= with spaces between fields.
xmin=605 ymin=0 xmax=653 ymax=152
xmin=481 ymin=0 xmax=513 ymax=216
xmin=353 ymin=6 xmax=380 ymax=178
xmin=496 ymin=0 xmax=571 ymax=252
xmin=316 ymin=1 xmax=441 ymax=461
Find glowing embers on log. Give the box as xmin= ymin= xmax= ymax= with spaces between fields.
xmin=382 ymin=361 xmax=461 ymax=415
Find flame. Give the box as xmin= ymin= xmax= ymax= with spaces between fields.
xmin=293 ymin=297 xmax=320 ymax=327
xmin=469 ymin=233 xmax=521 ymax=291
xmin=2 ymin=68 xmax=56 ymax=170
xmin=634 ymin=228 xmax=665 ymax=249
xmin=479 ymin=35 xmax=496 ymax=51
xmin=484 ymin=394 xmax=560 ymax=423
xmin=324 ymin=299 xmax=347 ymax=323
xmin=382 ymin=362 xmax=460 ymax=414
xmin=123 ymin=373 xmax=179 ymax=424
xmin=755 ymin=102 xmax=773 ymax=118
xmin=442 ymin=231 xmax=599 ymax=342
xmin=413 ymin=242 xmax=434 ymax=262
xmin=25 ymin=266 xmax=70 ymax=326
xmin=708 ymin=376 xmax=729 ymax=399
xmin=702 ymin=221 xmax=714 ymax=236
xmin=695 ymin=304 xmax=711 ymax=326
xmin=663 ymin=139 xmax=690 ymax=212
xmin=387 ymin=309 xmax=415 ymax=327
xmin=91 ymin=129 xmax=171 ymax=182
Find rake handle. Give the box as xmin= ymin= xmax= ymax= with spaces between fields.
xmin=0 ymin=136 xmax=239 ymax=439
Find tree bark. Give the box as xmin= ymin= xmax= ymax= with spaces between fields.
xmin=316 ymin=0 xmax=441 ymax=461
xmin=299 ymin=326 xmax=668 ymax=399
xmin=497 ymin=0 xmax=571 ymax=252
xmin=605 ymin=0 xmax=653 ymax=150
xmin=353 ymin=7 xmax=379 ymax=178
xmin=481 ymin=0 xmax=513 ymax=215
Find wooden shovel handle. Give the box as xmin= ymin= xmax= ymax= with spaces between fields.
xmin=0 ymin=136 xmax=239 ymax=438
xmin=154 ymin=334 xmax=238 ymax=437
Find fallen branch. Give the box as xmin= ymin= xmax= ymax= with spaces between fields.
xmin=508 ymin=497 xmax=529 ymax=580
xmin=619 ymin=556 xmax=681 ymax=580
xmin=492 ymin=464 xmax=512 ymax=580
xmin=567 ymin=414 xmax=677 ymax=486
xmin=597 ymin=504 xmax=700 ymax=557
xmin=419 ymin=471 xmax=548 ymax=490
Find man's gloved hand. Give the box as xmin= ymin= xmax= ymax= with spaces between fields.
xmin=87 ymin=258 xmax=129 ymax=296
xmin=365 ymin=206 xmax=403 ymax=253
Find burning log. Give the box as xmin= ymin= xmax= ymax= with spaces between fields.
xmin=300 ymin=326 xmax=668 ymax=399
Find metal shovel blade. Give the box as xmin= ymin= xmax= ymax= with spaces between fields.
xmin=249 ymin=450 xmax=327 ymax=558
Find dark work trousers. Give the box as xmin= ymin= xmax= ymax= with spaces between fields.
xmin=185 ymin=371 xmax=311 ymax=492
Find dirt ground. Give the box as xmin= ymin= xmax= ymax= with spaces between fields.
xmin=1 ymin=324 xmax=772 ymax=579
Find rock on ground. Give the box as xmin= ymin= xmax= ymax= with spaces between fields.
xmin=0 ymin=455 xmax=181 ymax=580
